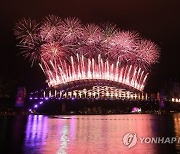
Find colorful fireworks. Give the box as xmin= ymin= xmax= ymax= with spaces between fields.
xmin=14 ymin=15 xmax=160 ymax=91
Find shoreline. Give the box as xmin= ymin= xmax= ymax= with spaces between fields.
xmin=0 ymin=111 xmax=178 ymax=116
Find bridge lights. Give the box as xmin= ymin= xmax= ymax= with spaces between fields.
xmin=34 ymin=105 xmax=38 ymax=108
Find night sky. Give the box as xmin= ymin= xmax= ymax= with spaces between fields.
xmin=0 ymin=0 xmax=180 ymax=94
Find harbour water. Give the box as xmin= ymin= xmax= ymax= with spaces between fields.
xmin=0 ymin=114 xmax=180 ymax=154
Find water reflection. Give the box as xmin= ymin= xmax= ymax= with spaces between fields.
xmin=174 ymin=114 xmax=180 ymax=151
xmin=62 ymin=115 xmax=159 ymax=153
xmin=1 ymin=114 xmax=179 ymax=153
xmin=23 ymin=114 xmax=178 ymax=153
xmin=25 ymin=115 xmax=48 ymax=147
xmin=57 ymin=125 xmax=69 ymax=154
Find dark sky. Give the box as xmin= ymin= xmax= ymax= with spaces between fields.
xmin=0 ymin=0 xmax=180 ymax=93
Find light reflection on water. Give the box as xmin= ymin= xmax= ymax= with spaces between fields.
xmin=174 ymin=114 xmax=180 ymax=151
xmin=21 ymin=114 xmax=180 ymax=154
xmin=25 ymin=115 xmax=48 ymax=147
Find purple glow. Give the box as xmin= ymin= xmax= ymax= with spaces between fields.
xmin=72 ymin=97 xmax=75 ymax=100
xmin=34 ymin=97 xmax=38 ymax=99
xmin=132 ymin=107 xmax=141 ymax=113
xmin=39 ymin=101 xmax=43 ymax=105
xmin=25 ymin=115 xmax=48 ymax=147
xmin=45 ymin=97 xmax=49 ymax=100
xmin=132 ymin=107 xmax=138 ymax=112
xmin=34 ymin=105 xmax=38 ymax=108
xmin=29 ymin=109 xmax=32 ymax=112
xmin=29 ymin=97 xmax=32 ymax=100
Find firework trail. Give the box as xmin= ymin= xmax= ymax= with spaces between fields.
xmin=14 ymin=15 xmax=160 ymax=91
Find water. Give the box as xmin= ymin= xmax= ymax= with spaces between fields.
xmin=0 ymin=114 xmax=180 ymax=154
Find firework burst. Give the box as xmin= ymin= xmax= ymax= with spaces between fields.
xmin=107 ymin=31 xmax=139 ymax=61
xmin=14 ymin=15 xmax=160 ymax=91
xmin=14 ymin=18 xmax=39 ymax=44
xmin=40 ymin=15 xmax=62 ymax=42
xmin=41 ymin=42 xmax=66 ymax=61
xmin=136 ymin=40 xmax=160 ymax=66
xmin=83 ymin=24 xmax=102 ymax=44
xmin=60 ymin=17 xmax=83 ymax=42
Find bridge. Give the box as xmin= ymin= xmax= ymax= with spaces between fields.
xmin=28 ymin=79 xmax=151 ymax=114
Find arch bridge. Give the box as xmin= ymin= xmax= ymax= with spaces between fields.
xmin=29 ymin=79 xmax=147 ymax=101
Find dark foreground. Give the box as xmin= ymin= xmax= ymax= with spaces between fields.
xmin=0 ymin=114 xmax=180 ymax=154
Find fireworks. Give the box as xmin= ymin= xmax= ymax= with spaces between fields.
xmin=14 ymin=15 xmax=160 ymax=91
xmin=14 ymin=18 xmax=40 ymax=44
xmin=40 ymin=15 xmax=62 ymax=42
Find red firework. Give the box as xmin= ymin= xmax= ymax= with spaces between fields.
xmin=14 ymin=18 xmax=39 ymax=44
xmin=41 ymin=42 xmax=66 ymax=61
xmin=14 ymin=15 xmax=160 ymax=91
xmin=40 ymin=15 xmax=62 ymax=42
xmin=136 ymin=40 xmax=160 ymax=65
xmin=60 ymin=17 xmax=83 ymax=42
xmin=83 ymin=23 xmax=102 ymax=44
